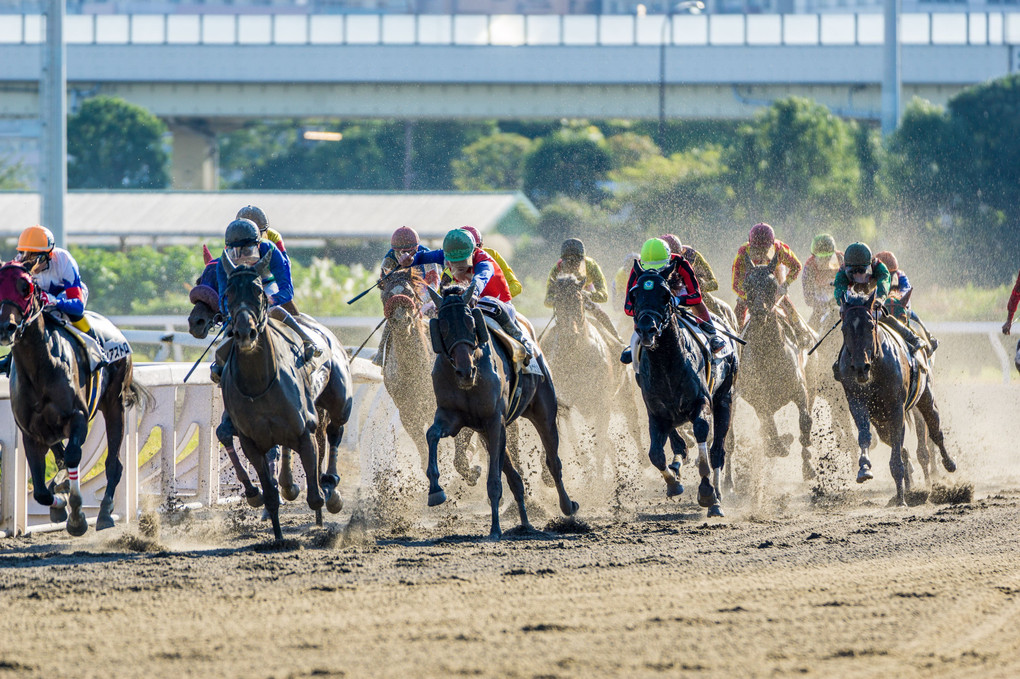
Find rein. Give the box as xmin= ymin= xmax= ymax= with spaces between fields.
xmin=225 ymin=269 xmax=277 ymax=400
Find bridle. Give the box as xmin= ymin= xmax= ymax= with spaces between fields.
xmin=225 ymin=267 xmax=268 ymax=337
xmin=0 ymin=263 xmax=44 ymax=343
xmin=842 ymin=299 xmax=879 ymax=362
xmin=634 ymin=273 xmax=679 ymax=346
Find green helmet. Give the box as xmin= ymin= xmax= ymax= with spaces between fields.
xmin=844 ymin=242 xmax=873 ymax=268
xmin=640 ymin=238 xmax=671 ymax=270
xmin=811 ymin=233 xmax=836 ymax=257
xmin=443 ymin=228 xmax=476 ymax=262
xmin=561 ymin=238 xmax=585 ymax=259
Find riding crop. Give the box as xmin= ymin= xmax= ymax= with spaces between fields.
xmin=807 ymin=318 xmax=842 ymax=356
xmin=537 ymin=312 xmax=557 ymax=343
xmin=183 ymin=323 xmax=227 ymax=383
xmin=347 ymin=268 xmax=400 ymax=306
xmin=350 ymin=317 xmax=387 ymax=360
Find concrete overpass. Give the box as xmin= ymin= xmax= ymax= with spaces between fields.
xmin=1 ymin=11 xmax=1018 ymax=187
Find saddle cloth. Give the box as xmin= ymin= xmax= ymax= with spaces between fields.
xmin=266 ymin=315 xmax=336 ymax=401
xmin=880 ymin=322 xmax=928 ymax=411
xmin=676 ymin=312 xmax=736 ymax=394
xmin=46 ymin=309 xmax=132 ymax=364
xmin=482 ymin=316 xmax=544 ymax=377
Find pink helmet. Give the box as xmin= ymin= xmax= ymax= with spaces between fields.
xmin=661 ymin=234 xmax=683 ymax=255
xmin=390 ymin=226 xmax=419 ymax=249
xmin=749 ymin=223 xmax=775 ymax=250
xmin=874 ymin=251 xmax=898 ymax=272
xmin=461 ymin=225 xmax=482 ymax=247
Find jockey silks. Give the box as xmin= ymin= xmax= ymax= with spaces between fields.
xmin=412 ymin=248 xmax=511 ymax=303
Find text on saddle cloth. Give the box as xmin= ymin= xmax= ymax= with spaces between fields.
xmin=48 ymin=309 xmax=132 ymax=364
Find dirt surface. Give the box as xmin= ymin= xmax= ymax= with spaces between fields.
xmin=2 ymin=381 xmax=1019 ymax=679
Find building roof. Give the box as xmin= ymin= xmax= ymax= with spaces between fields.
xmin=0 ymin=191 xmax=537 ymax=247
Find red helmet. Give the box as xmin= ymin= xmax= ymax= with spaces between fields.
xmin=461 ymin=225 xmax=482 ymax=247
xmin=874 ymin=251 xmax=898 ymax=272
xmin=661 ymin=234 xmax=683 ymax=255
xmin=390 ymin=226 xmax=419 ymax=249
xmin=749 ymin=222 xmax=775 ymax=250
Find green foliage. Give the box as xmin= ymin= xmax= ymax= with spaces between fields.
xmin=71 ymin=245 xmax=201 ymax=316
xmin=452 ymin=133 xmax=533 ymax=190
xmin=605 ymin=132 xmax=661 ymax=170
xmin=0 ymin=156 xmax=28 ymax=189
xmin=67 ymin=96 xmax=170 ymax=189
xmin=523 ymin=127 xmax=613 ymax=206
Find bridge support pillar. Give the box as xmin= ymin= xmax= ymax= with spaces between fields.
xmin=169 ymin=119 xmax=218 ymax=191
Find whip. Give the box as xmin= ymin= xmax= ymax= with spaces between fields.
xmin=183 ymin=323 xmax=226 ymax=383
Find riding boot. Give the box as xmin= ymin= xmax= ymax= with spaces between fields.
xmin=490 ymin=305 xmax=534 ymax=362
xmin=620 ymin=347 xmax=633 ymax=364
xmin=70 ymin=317 xmax=109 ymax=372
xmin=699 ymin=321 xmax=727 ymax=355
xmin=884 ymin=314 xmax=926 ymax=358
xmin=270 ymin=307 xmax=322 ymax=363
xmin=910 ymin=311 xmax=939 ymax=354
xmin=0 ymin=353 xmax=10 ymax=377
xmin=210 ymin=335 xmax=233 ymax=385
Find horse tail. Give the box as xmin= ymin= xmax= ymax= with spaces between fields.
xmin=125 ymin=380 xmax=154 ymax=414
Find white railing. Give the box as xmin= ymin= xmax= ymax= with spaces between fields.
xmin=0 ymin=358 xmax=387 ymax=538
xmin=0 ymin=12 xmax=1017 ymax=47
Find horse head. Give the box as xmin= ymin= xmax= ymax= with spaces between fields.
xmin=840 ymin=292 xmax=879 ymax=384
xmin=221 ymin=249 xmax=272 ymax=352
xmin=631 ymin=259 xmax=679 ymax=349
xmin=550 ymin=273 xmax=585 ymax=334
xmin=0 ymin=261 xmax=42 ymax=346
xmin=743 ymin=254 xmax=781 ymax=319
xmin=431 ymin=283 xmax=488 ymax=389
xmin=188 ymin=255 xmax=222 ymax=339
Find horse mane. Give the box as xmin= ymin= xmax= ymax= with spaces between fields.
xmin=555 ymin=273 xmax=582 ymax=286
xmin=443 ymin=285 xmax=466 ymax=298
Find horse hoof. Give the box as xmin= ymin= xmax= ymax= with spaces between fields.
xmin=943 ymin=458 xmax=957 ymax=473
xmin=428 ymin=490 xmax=447 ymax=507
xmin=666 ymin=481 xmax=684 ymax=498
xmin=707 ymin=505 xmax=725 ymax=518
xmin=49 ymin=504 xmax=68 ymax=524
xmin=66 ymin=512 xmax=88 ymax=537
xmin=245 ymin=492 xmax=265 ymax=508
xmin=857 ymin=468 xmax=874 ymax=484
xmin=697 ymin=478 xmax=715 ymax=508
xmin=281 ymin=483 xmax=301 ymax=502
xmin=559 ymin=499 xmax=579 ymax=516
xmin=326 ymin=489 xmax=343 ymax=514
xmin=488 ymin=530 xmax=502 ymax=542
xmin=96 ymin=514 xmax=115 ymax=531
xmin=668 ymin=461 xmax=681 ymax=476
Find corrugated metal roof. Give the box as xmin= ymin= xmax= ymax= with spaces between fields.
xmin=0 ymin=191 xmax=536 ymax=244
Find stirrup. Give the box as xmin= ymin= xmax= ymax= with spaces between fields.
xmin=210 ymin=362 xmax=224 ymax=384
xmin=709 ymin=336 xmax=726 ymax=354
xmin=302 ymin=341 xmax=321 ymax=362
xmin=620 ymin=347 xmax=633 ymax=364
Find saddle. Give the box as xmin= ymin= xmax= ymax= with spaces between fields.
xmin=482 ymin=315 xmax=543 ymax=422
xmin=880 ymin=322 xmax=928 ymax=410
xmin=268 ymin=315 xmax=332 ymax=373
xmin=676 ymin=313 xmax=736 ymax=393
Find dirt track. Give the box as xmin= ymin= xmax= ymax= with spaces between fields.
xmin=2 ymin=381 xmax=1019 ymax=679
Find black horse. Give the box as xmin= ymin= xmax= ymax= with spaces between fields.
xmin=219 ymin=250 xmax=353 ymax=540
xmin=630 ymin=260 xmax=737 ymax=517
xmin=837 ymin=293 xmax=956 ymax=505
xmin=424 ymin=284 xmax=577 ymax=539
xmin=0 ymin=261 xmax=147 ymax=535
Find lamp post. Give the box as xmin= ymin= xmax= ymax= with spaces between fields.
xmin=658 ymin=1 xmax=704 ymax=148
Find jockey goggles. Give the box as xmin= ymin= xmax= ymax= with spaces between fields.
xmin=15 ymin=251 xmax=49 ymax=272
xmin=226 ymin=241 xmax=260 ymax=264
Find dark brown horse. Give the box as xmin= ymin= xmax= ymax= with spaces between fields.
xmin=425 ymin=284 xmax=577 ymax=539
xmin=219 ymin=251 xmax=353 ymax=540
xmin=739 ymin=257 xmax=815 ymax=479
xmin=0 ymin=262 xmax=147 ymax=535
xmin=837 ymin=293 xmax=956 ymax=505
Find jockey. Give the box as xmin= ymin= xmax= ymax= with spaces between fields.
xmin=621 ymin=237 xmax=725 ymax=367
xmin=834 ymin=242 xmax=929 ymax=358
xmin=453 ymin=225 xmax=522 ymax=298
xmin=612 ymin=252 xmax=639 ymax=312
xmin=874 ymin=250 xmax=938 ymax=352
xmin=661 ymin=233 xmax=727 ymax=319
xmin=1004 ymin=268 xmax=1020 ymax=336
xmin=543 ymin=238 xmax=623 ymax=343
xmin=731 ymin=222 xmax=814 ymax=348
xmin=211 ymin=218 xmax=319 ymax=383
xmin=802 ymin=233 xmax=844 ymax=328
xmin=236 ymin=205 xmax=286 ymax=255
xmin=401 ymin=228 xmax=535 ymax=360
xmin=375 ymin=226 xmax=440 ymax=366
xmin=0 ymin=225 xmax=107 ymax=376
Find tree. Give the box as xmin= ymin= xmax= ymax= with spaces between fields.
xmin=0 ymin=157 xmax=28 ymax=190
xmin=452 ymin=133 xmax=533 ymax=190
xmin=605 ymin=132 xmax=661 ymax=170
xmin=523 ymin=127 xmax=612 ymax=206
xmin=67 ymin=96 xmax=170 ymax=189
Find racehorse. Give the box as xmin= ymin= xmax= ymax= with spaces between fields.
xmin=187 ymin=245 xmax=221 ymax=341
xmin=0 ymin=261 xmax=148 ymax=536
xmin=836 ymin=293 xmax=957 ymax=505
xmin=379 ymin=269 xmax=480 ymax=486
xmin=219 ymin=250 xmax=353 ymax=540
xmin=543 ymin=274 xmax=642 ymax=483
xmin=424 ymin=284 xmax=578 ymax=539
xmin=739 ymin=256 xmax=815 ymax=479
xmin=631 ymin=260 xmax=737 ymax=517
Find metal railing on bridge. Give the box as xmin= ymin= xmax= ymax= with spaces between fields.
xmin=1 ymin=12 xmax=1018 ymax=47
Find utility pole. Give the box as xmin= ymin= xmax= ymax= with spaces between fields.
xmin=881 ymin=0 xmax=901 ymax=136
xmin=41 ymin=0 xmax=67 ymax=245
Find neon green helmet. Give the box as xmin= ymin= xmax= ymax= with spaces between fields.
xmin=811 ymin=233 xmax=836 ymax=257
xmin=844 ymin=242 xmax=873 ymax=268
xmin=443 ymin=228 xmax=476 ymax=262
xmin=640 ymin=238 xmax=671 ymax=270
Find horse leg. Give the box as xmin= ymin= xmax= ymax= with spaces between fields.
xmin=24 ymin=436 xmax=68 ymax=524
xmin=278 ymin=447 xmax=301 ymax=502
xmin=62 ymin=411 xmax=90 ymax=536
xmin=239 ymin=436 xmax=283 ymax=541
xmin=217 ymin=414 xmax=262 ymax=507
xmin=794 ymin=384 xmax=815 ymax=481
xmin=484 ymin=419 xmax=506 ymax=540
xmin=525 ymin=382 xmax=579 ymax=516
xmin=321 ymin=413 xmax=344 ymax=515
xmin=692 ymin=413 xmax=719 ymax=515
xmin=96 ymin=399 xmax=126 ymax=531
xmin=912 ymin=410 xmax=932 ymax=487
xmin=756 ymin=404 xmax=786 ymax=458
xmin=453 ymin=430 xmax=481 ymax=487
xmin=425 ymin=410 xmax=461 ymax=506
xmin=647 ymin=415 xmax=682 ymax=497
xmin=847 ymin=399 xmax=875 ymax=484
xmin=496 ymin=422 xmax=534 ymax=532
xmin=886 ymin=415 xmax=908 ymax=507
xmin=915 ymin=387 xmax=956 ymax=475
xmin=294 ymin=429 xmax=324 ymax=526
xmin=666 ymin=429 xmax=687 ymax=477
xmin=708 ymin=373 xmax=734 ymax=515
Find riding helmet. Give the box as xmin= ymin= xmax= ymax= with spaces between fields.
xmin=639 ymin=238 xmax=671 ymax=270
xmin=461 ymin=225 xmax=483 ymax=247
xmin=811 ymin=233 xmax=836 ymax=257
xmin=561 ymin=238 xmax=585 ymax=259
xmin=844 ymin=242 xmax=873 ymax=268
xmin=443 ymin=228 xmax=476 ymax=262
xmin=661 ymin=234 xmax=683 ymax=255
xmin=17 ymin=225 xmax=55 ymax=254
xmin=236 ymin=205 xmax=269 ymax=233
xmin=225 ymin=218 xmax=260 ymax=247
xmin=748 ymin=222 xmax=775 ymax=250
xmin=874 ymin=251 xmax=898 ymax=272
xmin=390 ymin=226 xmax=419 ymax=249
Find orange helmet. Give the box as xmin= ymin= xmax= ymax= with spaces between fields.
xmin=17 ymin=225 xmax=55 ymax=254
xmin=874 ymin=251 xmax=898 ymax=272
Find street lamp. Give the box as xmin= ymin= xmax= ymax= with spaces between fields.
xmin=658 ymin=1 xmax=704 ymax=148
